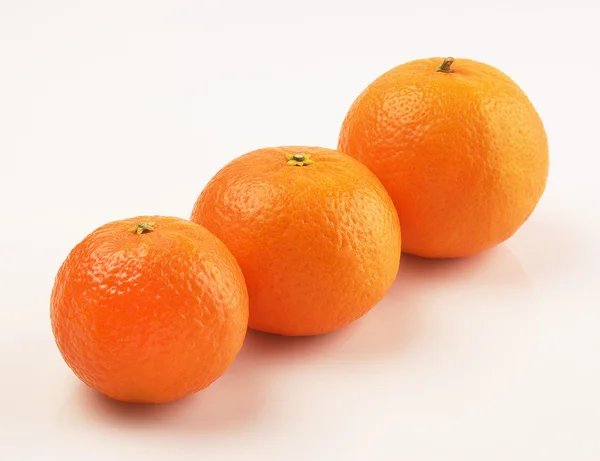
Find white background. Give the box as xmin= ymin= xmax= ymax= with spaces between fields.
xmin=1 ymin=1 xmax=599 ymax=460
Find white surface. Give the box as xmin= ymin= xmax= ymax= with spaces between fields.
xmin=1 ymin=1 xmax=599 ymax=460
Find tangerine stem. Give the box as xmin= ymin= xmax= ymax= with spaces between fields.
xmin=129 ymin=222 xmax=156 ymax=234
xmin=437 ymin=57 xmax=455 ymax=73
xmin=285 ymin=152 xmax=314 ymax=166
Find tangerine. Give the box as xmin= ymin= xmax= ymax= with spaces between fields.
xmin=190 ymin=146 xmax=401 ymax=336
xmin=338 ymin=57 xmax=549 ymax=258
xmin=50 ymin=216 xmax=249 ymax=404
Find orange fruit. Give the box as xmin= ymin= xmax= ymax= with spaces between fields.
xmin=190 ymin=146 xmax=401 ymax=336
xmin=50 ymin=216 xmax=249 ymax=404
xmin=338 ymin=56 xmax=549 ymax=258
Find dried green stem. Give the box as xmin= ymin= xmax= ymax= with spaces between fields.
xmin=437 ymin=57 xmax=455 ymax=73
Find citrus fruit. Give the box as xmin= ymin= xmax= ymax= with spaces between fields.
xmin=50 ymin=216 xmax=249 ymax=404
xmin=190 ymin=146 xmax=401 ymax=336
xmin=338 ymin=56 xmax=549 ymax=258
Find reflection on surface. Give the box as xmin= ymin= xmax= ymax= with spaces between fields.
xmin=58 ymin=353 xmax=266 ymax=433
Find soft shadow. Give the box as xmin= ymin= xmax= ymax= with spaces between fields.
xmin=240 ymin=324 xmax=356 ymax=364
xmin=508 ymin=212 xmax=581 ymax=283
xmin=58 ymin=342 xmax=266 ymax=433
xmin=240 ymin=272 xmax=421 ymax=363
xmin=398 ymin=244 xmax=532 ymax=293
xmin=320 ymin=274 xmax=421 ymax=358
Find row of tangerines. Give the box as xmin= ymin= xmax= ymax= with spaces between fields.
xmin=50 ymin=56 xmax=549 ymax=404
